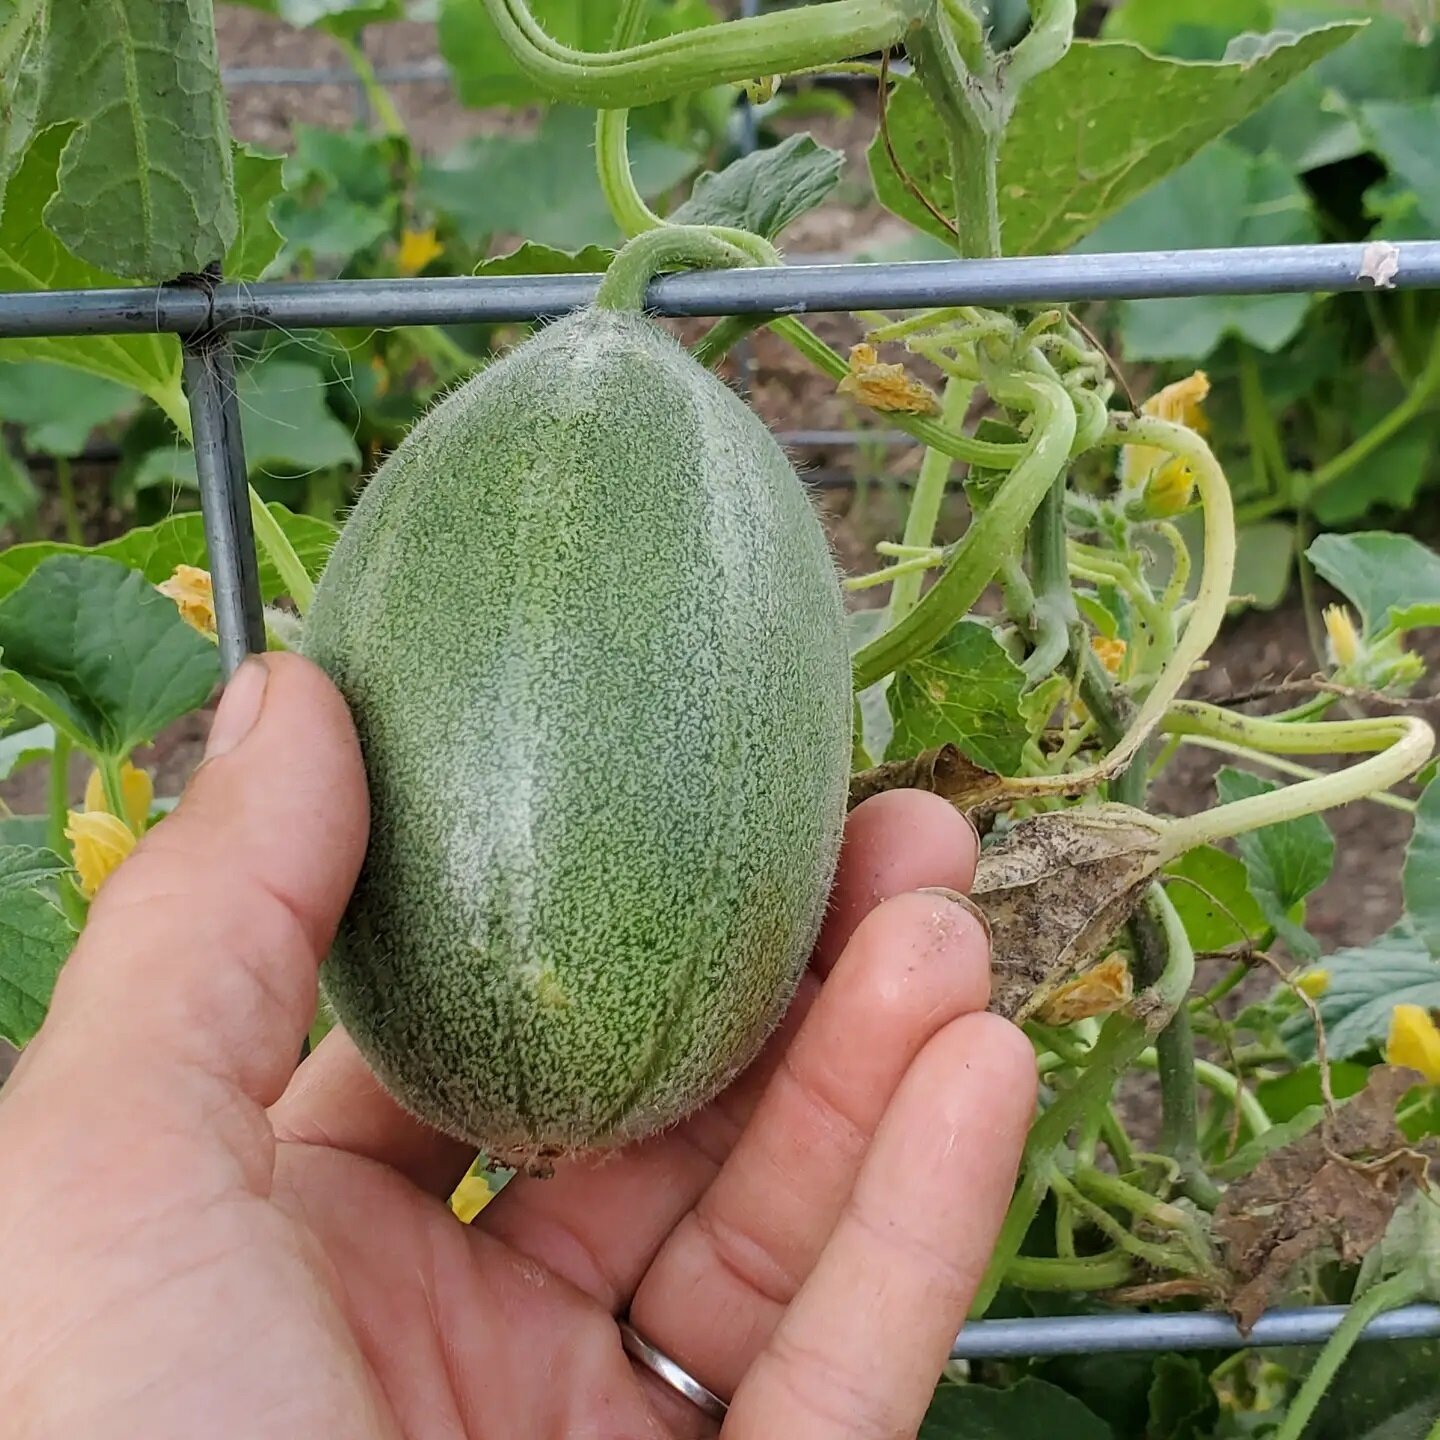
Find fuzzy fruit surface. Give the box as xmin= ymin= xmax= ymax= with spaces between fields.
xmin=304 ymin=308 xmax=853 ymax=1161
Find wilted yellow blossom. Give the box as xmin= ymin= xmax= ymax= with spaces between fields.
xmin=158 ymin=565 xmax=217 ymax=638
xmin=397 ymin=228 xmax=444 ymax=276
xmin=1324 ymin=604 xmax=1362 ymax=669
xmin=837 ymin=343 xmax=941 ymax=416
xmin=65 ymin=810 xmax=137 ymax=899
xmin=1385 ymin=1003 xmax=1440 ymax=1085
xmin=1091 ymin=634 xmax=1128 ymax=677
xmin=1120 ymin=371 xmax=1210 ymax=505
xmin=1036 ymin=952 xmax=1133 ymax=1026
xmin=1295 ymin=969 xmax=1330 ymax=999
xmin=449 ymin=1171 xmax=496 ymax=1223
xmin=83 ymin=761 xmax=153 ymax=832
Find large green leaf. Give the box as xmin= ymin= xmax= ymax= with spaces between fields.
xmin=272 ymin=125 xmax=400 ymax=270
xmin=868 ymin=24 xmax=1358 ymax=255
xmin=133 ymin=359 xmax=361 ymax=485
xmin=669 ymin=134 xmax=844 ymax=239
xmin=1217 ymin=767 xmax=1334 ymax=958
xmin=1405 ymin=778 xmax=1440 ymax=961
xmin=472 ymin=241 xmax=615 ymax=278
xmin=227 ymin=145 xmax=287 ymax=282
xmin=438 ymin=0 xmax=715 ymax=108
xmin=0 ymin=503 xmax=337 ymax=606
xmin=40 ymin=0 xmax=236 ymax=279
xmin=1078 ymin=143 xmax=1318 ymax=361
xmin=0 ymin=129 xmax=186 ymax=432
xmin=887 ymin=620 xmax=1029 ymax=774
xmin=0 ymin=362 xmax=136 ymax=457
xmin=1307 ymin=531 xmax=1440 ymax=637
xmin=418 ymin=108 xmax=700 ymax=250
xmin=1283 ymin=924 xmax=1440 ymax=1061
xmin=1306 ymin=1337 xmax=1440 ymax=1440
xmin=0 ymin=554 xmax=220 ymax=758
xmin=0 ymin=0 xmax=45 ymax=222
xmin=0 ymin=846 xmax=76 ymax=1048
xmin=921 ymin=1378 xmax=1114 ymax=1439
xmin=1362 ymin=96 xmax=1440 ymax=233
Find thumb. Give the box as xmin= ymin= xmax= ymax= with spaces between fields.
xmin=40 ymin=652 xmax=369 ymax=1109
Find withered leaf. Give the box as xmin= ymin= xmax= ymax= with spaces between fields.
xmin=973 ymin=805 xmax=1168 ymax=1022
xmin=1214 ymin=1065 xmax=1433 ymax=1332
xmin=847 ymin=744 xmax=1007 ymax=816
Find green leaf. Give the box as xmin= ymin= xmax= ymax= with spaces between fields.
xmin=1361 ymin=96 xmax=1440 ymax=233
xmin=472 ymin=241 xmax=615 ymax=278
xmin=1310 ymin=417 xmax=1432 ymax=526
xmin=1146 ymin=1354 xmax=1219 ymax=1440
xmin=0 ymin=362 xmax=136 ymax=457
xmin=1234 ymin=519 xmax=1298 ymax=610
xmin=1212 ymin=1103 xmax=1324 ymax=1181
xmin=0 ymin=503 xmax=337 ymax=606
xmin=921 ymin=1378 xmax=1114 ymax=1439
xmin=1165 ymin=843 xmax=1270 ymax=951
xmin=0 ymin=846 xmax=76 ymax=1048
xmin=1080 ymin=144 xmax=1318 ymax=361
xmin=888 ymin=620 xmax=1030 ymax=774
xmin=1255 ymin=1058 xmax=1370 ymax=1118
xmin=0 ymin=0 xmax=45 ymax=223
xmin=1304 ymin=1336 xmax=1440 ymax=1440
xmin=1307 ymin=531 xmax=1440 ymax=637
xmin=272 ymin=126 xmax=400 ymax=269
xmin=1282 ymin=924 xmax=1440 ymax=1060
xmin=0 ymin=129 xmax=186 ymax=430
xmin=668 ymin=133 xmax=844 ymax=240
xmin=1101 ymin=0 xmax=1276 ymax=59
xmin=437 ymin=0 xmax=714 ymax=108
xmin=0 ymin=554 xmax=220 ymax=757
xmin=0 ymin=435 xmax=37 ymax=530
xmin=1405 ymin=778 xmax=1440 ymax=960
xmin=418 ymin=108 xmax=700 ymax=250
xmin=0 ymin=721 xmax=53 ymax=782
xmin=39 ymin=0 xmax=237 ymax=279
xmin=869 ymin=25 xmax=1359 ymax=254
xmin=1217 ymin=767 xmax=1334 ymax=958
xmin=226 ymin=145 xmax=287 ymax=282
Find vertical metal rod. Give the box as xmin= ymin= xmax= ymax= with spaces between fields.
xmin=182 ymin=337 xmax=266 ymax=676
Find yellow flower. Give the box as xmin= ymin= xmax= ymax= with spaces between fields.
xmin=1324 ymin=604 xmax=1362 ymax=669
xmin=1142 ymin=457 xmax=1197 ymax=517
xmin=397 ymin=227 xmax=444 ymax=276
xmin=1385 ymin=1004 xmax=1440 ymax=1085
xmin=157 ymin=565 xmax=217 ymax=638
xmin=1295 ymin=969 xmax=1329 ymax=999
xmin=83 ymin=760 xmax=154 ymax=832
xmin=1120 ymin=371 xmax=1210 ymax=499
xmin=837 ymin=343 xmax=941 ymax=416
xmin=1091 ymin=633 xmax=1128 ymax=677
xmin=449 ymin=1171 xmax=496 ymax=1223
xmin=65 ymin=810 xmax=137 ymax=899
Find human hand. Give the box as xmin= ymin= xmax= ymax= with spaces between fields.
xmin=0 ymin=653 xmax=1034 ymax=1439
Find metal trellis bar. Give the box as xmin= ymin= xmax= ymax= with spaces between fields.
xmin=2 ymin=242 xmax=1436 ymax=339
xmin=8 ymin=240 xmax=1440 ymax=1358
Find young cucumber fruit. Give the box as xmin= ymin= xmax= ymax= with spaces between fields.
xmin=303 ymin=306 xmax=853 ymax=1165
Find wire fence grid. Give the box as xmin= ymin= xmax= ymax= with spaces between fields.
xmin=8 ymin=238 xmax=1440 ymax=1360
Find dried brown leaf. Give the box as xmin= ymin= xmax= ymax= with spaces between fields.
xmin=847 ymin=745 xmax=1008 ymax=814
xmin=973 ymin=805 xmax=1168 ymax=1022
xmin=1214 ymin=1065 xmax=1433 ymax=1331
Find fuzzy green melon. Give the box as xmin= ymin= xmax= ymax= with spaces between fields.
xmin=303 ymin=306 xmax=852 ymax=1163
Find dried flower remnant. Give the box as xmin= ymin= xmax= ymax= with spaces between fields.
xmin=837 ymin=342 xmax=941 ymax=415
xmin=1035 ymin=951 xmax=1134 ymax=1026
xmin=158 ymin=565 xmax=217 ymax=638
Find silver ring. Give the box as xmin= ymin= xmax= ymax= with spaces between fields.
xmin=619 ymin=1318 xmax=729 ymax=1423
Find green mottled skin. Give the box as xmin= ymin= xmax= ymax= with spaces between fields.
xmin=303 ymin=308 xmax=852 ymax=1161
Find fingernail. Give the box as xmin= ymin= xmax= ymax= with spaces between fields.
xmin=204 ymin=658 xmax=269 ymax=761
xmin=917 ymin=885 xmax=992 ymax=946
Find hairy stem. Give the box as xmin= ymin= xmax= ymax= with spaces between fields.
xmin=1273 ymin=1268 xmax=1427 ymax=1440
xmin=853 ymin=368 xmax=1076 ymax=690
xmin=1003 ymin=1250 xmax=1134 ymax=1292
xmin=594 ymin=227 xmax=754 ymax=312
xmin=888 ymin=378 xmax=973 ymax=621
xmin=1136 ymin=1047 xmax=1271 ymax=1137
xmin=480 ymin=0 xmax=925 ymax=107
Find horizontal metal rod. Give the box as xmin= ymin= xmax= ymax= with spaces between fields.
xmin=222 ymin=60 xmax=448 ymax=86
xmin=2 ymin=242 xmax=1436 ymax=339
xmin=952 ymin=1303 xmax=1440 ymax=1359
